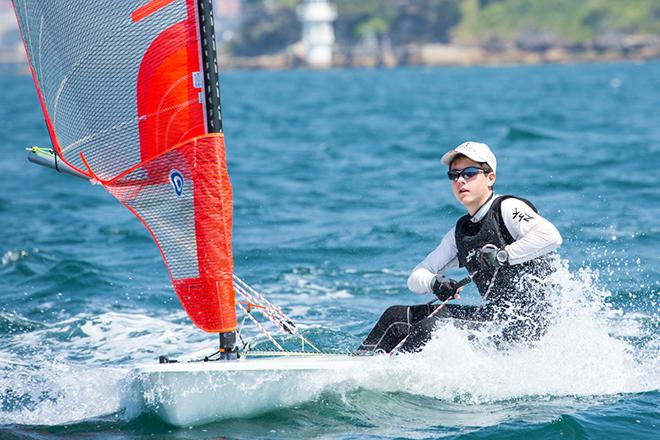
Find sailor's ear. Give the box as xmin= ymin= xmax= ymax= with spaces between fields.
xmin=488 ymin=172 xmax=496 ymax=186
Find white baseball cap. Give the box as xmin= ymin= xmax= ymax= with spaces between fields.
xmin=441 ymin=141 xmax=497 ymax=173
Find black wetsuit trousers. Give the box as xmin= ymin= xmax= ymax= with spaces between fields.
xmin=356 ymin=297 xmax=549 ymax=354
xmin=356 ymin=303 xmax=488 ymax=354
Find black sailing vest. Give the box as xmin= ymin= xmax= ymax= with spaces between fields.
xmin=455 ymin=195 xmax=555 ymax=310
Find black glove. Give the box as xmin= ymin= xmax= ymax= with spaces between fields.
xmin=431 ymin=276 xmax=459 ymax=302
xmin=478 ymin=244 xmax=509 ymax=268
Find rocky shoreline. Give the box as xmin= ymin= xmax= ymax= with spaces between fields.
xmin=222 ymin=41 xmax=660 ymax=70
xmin=2 ymin=42 xmax=658 ymax=71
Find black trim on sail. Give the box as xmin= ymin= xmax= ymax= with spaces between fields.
xmin=197 ymin=0 xmax=223 ymax=133
xmin=197 ymin=0 xmax=236 ymax=357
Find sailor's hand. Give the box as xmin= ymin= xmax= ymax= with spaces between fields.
xmin=478 ymin=244 xmax=509 ymax=268
xmin=431 ymin=276 xmax=461 ymax=302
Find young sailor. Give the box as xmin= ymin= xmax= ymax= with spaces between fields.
xmin=357 ymin=141 xmax=562 ymax=354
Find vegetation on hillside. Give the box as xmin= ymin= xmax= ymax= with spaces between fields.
xmin=333 ymin=0 xmax=462 ymax=45
xmin=456 ymin=0 xmax=660 ymax=48
xmin=230 ymin=0 xmax=301 ymax=56
xmin=229 ymin=0 xmax=660 ymax=56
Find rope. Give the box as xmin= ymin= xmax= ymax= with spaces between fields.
xmin=233 ymin=275 xmax=322 ymax=354
xmin=236 ymin=300 xmax=285 ymax=352
xmin=389 ymin=269 xmax=494 ymax=355
xmin=472 ymin=267 xmax=500 ymax=315
xmin=234 ymin=275 xmax=297 ymax=334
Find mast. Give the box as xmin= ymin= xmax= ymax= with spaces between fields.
xmin=197 ymin=0 xmax=236 ymax=358
xmin=197 ymin=0 xmax=223 ymax=134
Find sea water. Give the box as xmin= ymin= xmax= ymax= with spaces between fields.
xmin=0 ymin=62 xmax=658 ymax=439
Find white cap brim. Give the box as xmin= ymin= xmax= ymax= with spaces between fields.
xmin=441 ymin=141 xmax=497 ymax=172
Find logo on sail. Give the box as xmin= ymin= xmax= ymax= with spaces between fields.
xmin=170 ymin=170 xmax=184 ymax=197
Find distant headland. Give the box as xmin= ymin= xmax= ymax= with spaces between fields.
xmin=1 ymin=0 xmax=658 ymax=69
xmin=222 ymin=0 xmax=660 ymax=69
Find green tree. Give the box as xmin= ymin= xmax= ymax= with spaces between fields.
xmin=454 ymin=0 xmax=660 ymax=47
xmin=232 ymin=0 xmax=300 ymax=56
xmin=334 ymin=0 xmax=398 ymax=43
xmin=334 ymin=0 xmax=461 ymax=45
xmin=390 ymin=0 xmax=462 ymax=44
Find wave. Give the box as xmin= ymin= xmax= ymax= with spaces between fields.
xmin=0 ymin=312 xmax=42 ymax=335
xmin=0 ymin=311 xmax=204 ymax=426
xmin=357 ymin=263 xmax=657 ymax=399
xmin=506 ymin=125 xmax=562 ymax=141
xmin=1 ymin=250 xmax=30 ymax=267
xmin=0 ymin=260 xmax=656 ymax=430
xmin=29 ymin=259 xmax=113 ymax=293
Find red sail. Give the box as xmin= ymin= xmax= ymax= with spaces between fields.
xmin=12 ymin=0 xmax=236 ymax=332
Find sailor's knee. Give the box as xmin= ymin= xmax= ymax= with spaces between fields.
xmin=382 ymin=305 xmax=407 ymax=318
xmin=412 ymin=316 xmax=439 ymax=335
xmin=370 ymin=305 xmax=408 ymax=329
xmin=400 ymin=316 xmax=440 ymax=353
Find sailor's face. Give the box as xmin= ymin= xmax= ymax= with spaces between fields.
xmin=449 ymin=157 xmax=495 ymax=210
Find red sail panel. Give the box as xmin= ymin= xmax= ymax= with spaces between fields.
xmin=136 ymin=7 xmax=206 ymax=163
xmin=12 ymin=0 xmax=236 ymax=333
xmin=104 ymin=134 xmax=235 ymax=332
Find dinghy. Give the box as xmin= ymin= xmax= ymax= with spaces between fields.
xmin=11 ymin=0 xmax=365 ymax=426
xmin=138 ymin=353 xmax=365 ymax=426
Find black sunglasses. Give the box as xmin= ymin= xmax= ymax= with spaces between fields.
xmin=447 ymin=166 xmax=487 ymax=181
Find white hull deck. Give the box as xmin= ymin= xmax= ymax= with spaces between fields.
xmin=135 ymin=354 xmax=367 ymax=427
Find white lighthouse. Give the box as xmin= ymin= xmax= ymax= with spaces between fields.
xmin=297 ymin=0 xmax=337 ymax=68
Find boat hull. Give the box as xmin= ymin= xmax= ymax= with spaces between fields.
xmin=135 ymin=354 xmax=366 ymax=427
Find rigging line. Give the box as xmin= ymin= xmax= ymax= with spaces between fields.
xmin=232 ymin=276 xmax=321 ymax=352
xmin=472 ymin=267 xmax=500 ymax=316
xmin=233 ymin=275 xmax=298 ymax=333
xmin=233 ymin=275 xmax=278 ymax=310
xmin=236 ymin=296 xmax=321 ymax=353
xmin=298 ymin=334 xmax=322 ymax=353
xmin=240 ymin=297 xmax=297 ymax=340
xmin=235 ymin=301 xmax=285 ymax=352
xmin=233 ymin=282 xmax=296 ymax=334
xmin=236 ymin=312 xmax=249 ymax=342
xmin=233 ymin=275 xmax=280 ymax=309
xmin=234 ymin=284 xmax=275 ymax=318
xmin=203 ymin=348 xmax=222 ymax=361
xmin=234 ymin=285 xmax=321 ymax=353
xmin=52 ymin=147 xmax=60 ymax=172
xmin=389 ymin=273 xmax=476 ymax=355
xmin=235 ymin=290 xmax=292 ymax=337
xmin=236 ymin=332 xmax=252 ymax=354
xmin=236 ymin=309 xmax=258 ymax=354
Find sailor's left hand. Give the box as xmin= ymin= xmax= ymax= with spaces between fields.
xmin=478 ymin=244 xmax=509 ymax=268
xmin=431 ymin=275 xmax=461 ymax=302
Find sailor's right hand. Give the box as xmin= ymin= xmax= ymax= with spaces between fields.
xmin=431 ymin=275 xmax=460 ymax=302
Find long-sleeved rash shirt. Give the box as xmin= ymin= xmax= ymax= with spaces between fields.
xmin=407 ymin=194 xmax=562 ymax=294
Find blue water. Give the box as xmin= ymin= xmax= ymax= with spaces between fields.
xmin=0 ymin=62 xmax=658 ymax=439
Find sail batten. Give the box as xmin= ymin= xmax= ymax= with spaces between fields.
xmin=13 ymin=0 xmax=236 ymax=333
xmin=133 ymin=0 xmax=180 ymax=23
